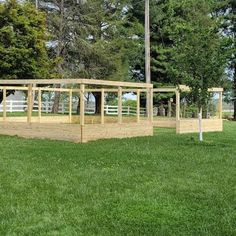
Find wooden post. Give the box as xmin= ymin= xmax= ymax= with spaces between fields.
xmin=146 ymin=88 xmax=151 ymax=119
xmin=219 ymin=91 xmax=223 ymax=119
xmin=150 ymin=88 xmax=153 ymax=123
xmin=38 ymin=88 xmax=42 ymax=123
xmin=27 ymin=84 xmax=33 ymax=123
xmin=3 ymin=87 xmax=7 ymax=121
xmin=168 ymin=100 xmax=172 ymax=117
xmin=80 ymin=84 xmax=85 ymax=126
xmin=136 ymin=89 xmax=140 ymax=123
xmin=118 ymin=87 xmax=122 ymax=124
xmin=69 ymin=89 xmax=73 ymax=123
xmin=101 ymin=89 xmax=105 ymax=124
xmin=176 ymin=90 xmax=180 ymax=121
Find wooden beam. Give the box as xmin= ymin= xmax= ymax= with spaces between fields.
xmin=38 ymin=88 xmax=42 ymax=123
xmin=0 ymin=86 xmax=28 ymax=91
xmin=0 ymin=78 xmax=153 ymax=88
xmin=36 ymin=87 xmax=71 ymax=92
xmin=136 ymin=89 xmax=140 ymax=123
xmin=80 ymin=84 xmax=85 ymax=126
xmin=69 ymin=89 xmax=73 ymax=123
xmin=118 ymin=87 xmax=122 ymax=124
xmin=101 ymin=89 xmax=105 ymax=124
xmin=3 ymin=87 xmax=7 ymax=121
xmin=27 ymin=84 xmax=33 ymax=123
xmin=153 ymin=88 xmax=176 ymax=93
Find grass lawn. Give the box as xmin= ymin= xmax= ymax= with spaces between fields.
xmin=0 ymin=122 xmax=236 ymax=235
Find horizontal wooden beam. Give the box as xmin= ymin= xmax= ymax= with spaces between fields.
xmin=153 ymin=88 xmax=176 ymax=92
xmin=0 ymin=78 xmax=152 ymax=88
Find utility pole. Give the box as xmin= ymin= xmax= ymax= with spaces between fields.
xmin=145 ymin=0 xmax=151 ymax=84
xmin=35 ymin=0 xmax=38 ymax=9
xmin=145 ymin=0 xmax=151 ymax=117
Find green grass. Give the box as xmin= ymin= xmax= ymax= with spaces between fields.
xmin=0 ymin=122 xmax=236 ymax=235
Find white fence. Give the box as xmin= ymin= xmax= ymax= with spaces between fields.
xmin=0 ymin=100 xmax=146 ymax=116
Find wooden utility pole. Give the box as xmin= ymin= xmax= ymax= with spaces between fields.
xmin=145 ymin=0 xmax=151 ymax=85
xmin=145 ymin=0 xmax=151 ymax=117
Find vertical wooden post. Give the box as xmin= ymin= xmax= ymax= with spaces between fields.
xmin=150 ymin=88 xmax=153 ymax=123
xmin=219 ymin=91 xmax=223 ymax=119
xmin=101 ymin=89 xmax=105 ymax=124
xmin=3 ymin=87 xmax=7 ymax=122
xmin=176 ymin=90 xmax=180 ymax=121
xmin=80 ymin=84 xmax=85 ymax=143
xmin=69 ymin=89 xmax=73 ymax=123
xmin=175 ymin=90 xmax=180 ymax=133
xmin=168 ymin=100 xmax=172 ymax=117
xmin=136 ymin=89 xmax=140 ymax=123
xmin=146 ymin=88 xmax=150 ymax=119
xmin=118 ymin=87 xmax=122 ymax=124
xmin=80 ymin=84 xmax=85 ymax=126
xmin=27 ymin=84 xmax=33 ymax=123
xmin=38 ymin=88 xmax=42 ymax=123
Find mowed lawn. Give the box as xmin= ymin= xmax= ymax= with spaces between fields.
xmin=0 ymin=122 xmax=236 ymax=235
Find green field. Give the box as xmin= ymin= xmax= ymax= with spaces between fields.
xmin=0 ymin=122 xmax=236 ymax=235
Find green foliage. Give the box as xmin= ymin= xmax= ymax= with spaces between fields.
xmin=168 ymin=0 xmax=228 ymax=109
xmin=0 ymin=0 xmax=50 ymax=79
xmin=35 ymin=0 xmax=141 ymax=81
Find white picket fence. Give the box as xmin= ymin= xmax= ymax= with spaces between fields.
xmin=0 ymin=100 xmax=146 ymax=116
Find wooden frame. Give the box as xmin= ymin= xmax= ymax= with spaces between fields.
xmin=0 ymin=78 xmax=153 ymax=142
xmin=152 ymin=86 xmax=223 ymax=133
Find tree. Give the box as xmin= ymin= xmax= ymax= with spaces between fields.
xmin=0 ymin=0 xmax=50 ymax=103
xmin=213 ymin=0 xmax=236 ymax=119
xmin=169 ymin=0 xmax=228 ymax=141
xmin=36 ymin=0 xmax=140 ymax=113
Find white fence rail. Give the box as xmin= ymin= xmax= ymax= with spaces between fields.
xmin=0 ymin=100 xmax=146 ymax=116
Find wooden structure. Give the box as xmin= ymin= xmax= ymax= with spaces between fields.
xmin=153 ymin=85 xmax=223 ymax=133
xmin=0 ymin=79 xmax=153 ymax=143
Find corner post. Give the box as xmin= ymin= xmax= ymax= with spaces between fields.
xmin=176 ymin=89 xmax=180 ymax=133
xmin=101 ymin=89 xmax=105 ymax=124
xmin=118 ymin=86 xmax=122 ymax=124
xmin=38 ymin=88 xmax=42 ymax=123
xmin=80 ymin=84 xmax=85 ymax=142
xmin=150 ymin=87 xmax=153 ymax=123
xmin=219 ymin=91 xmax=223 ymax=119
xmin=3 ymin=87 xmax=7 ymax=122
xmin=69 ymin=89 xmax=73 ymax=123
xmin=27 ymin=84 xmax=33 ymax=123
xmin=136 ymin=89 xmax=140 ymax=123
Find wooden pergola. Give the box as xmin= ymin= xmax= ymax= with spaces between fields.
xmin=0 ymin=79 xmax=154 ymax=142
xmin=153 ymin=85 xmax=223 ymax=133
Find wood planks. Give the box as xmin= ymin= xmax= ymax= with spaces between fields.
xmin=82 ymin=122 xmax=153 ymax=143
xmin=0 ymin=122 xmax=81 ymax=142
xmin=176 ymin=119 xmax=223 ymax=134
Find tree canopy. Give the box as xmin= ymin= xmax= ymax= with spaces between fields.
xmin=0 ymin=0 xmax=50 ymax=80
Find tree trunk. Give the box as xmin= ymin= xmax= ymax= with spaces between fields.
xmin=93 ymin=92 xmax=101 ymax=114
xmin=51 ymin=85 xmax=61 ymax=114
xmin=76 ymin=98 xmax=80 ymax=114
xmin=198 ymin=107 xmax=203 ymax=141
